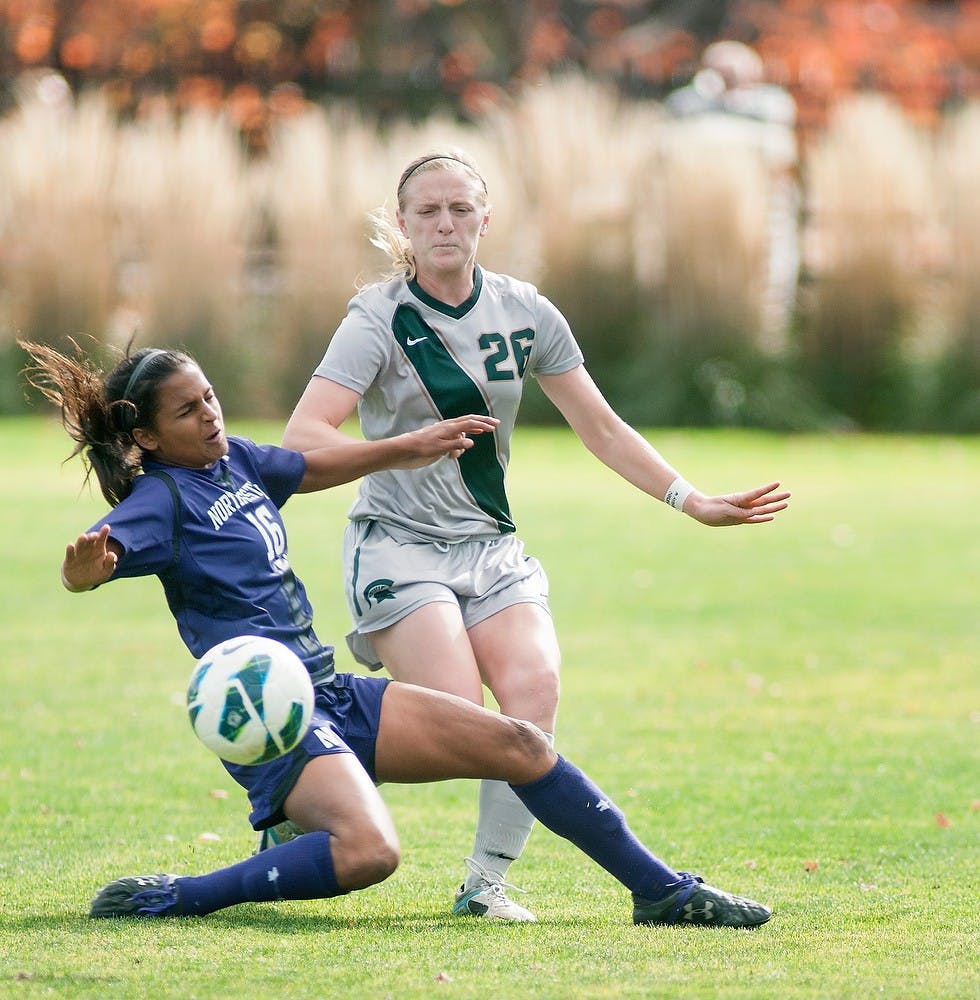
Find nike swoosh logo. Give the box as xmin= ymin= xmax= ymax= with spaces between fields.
xmin=220 ymin=638 xmax=253 ymax=655
xmin=405 ymin=336 xmax=428 ymax=346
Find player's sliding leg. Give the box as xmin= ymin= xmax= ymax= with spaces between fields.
xmin=89 ymin=834 xmax=344 ymax=918
xmin=375 ymin=684 xmax=771 ymax=928
xmin=91 ymin=754 xmax=398 ymax=917
xmin=510 ymin=755 xmax=772 ymax=927
xmin=91 ymin=684 xmax=771 ymax=926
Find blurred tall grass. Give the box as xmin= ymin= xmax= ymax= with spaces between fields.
xmin=1 ymin=75 xmax=977 ymax=430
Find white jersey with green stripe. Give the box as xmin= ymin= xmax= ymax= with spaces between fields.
xmin=314 ymin=265 xmax=584 ymax=543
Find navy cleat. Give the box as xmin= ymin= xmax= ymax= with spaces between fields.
xmin=633 ymin=873 xmax=771 ymax=928
xmin=89 ymin=874 xmax=181 ymax=918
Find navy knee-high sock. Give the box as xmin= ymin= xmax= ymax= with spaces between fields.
xmin=175 ymin=831 xmax=344 ymax=916
xmin=511 ymin=755 xmax=685 ymax=901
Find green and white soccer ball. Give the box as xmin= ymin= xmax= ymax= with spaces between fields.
xmin=187 ymin=635 xmax=314 ymax=765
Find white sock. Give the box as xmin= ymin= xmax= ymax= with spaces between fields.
xmin=464 ymin=732 xmax=554 ymax=891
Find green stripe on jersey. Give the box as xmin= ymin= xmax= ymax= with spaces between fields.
xmin=392 ymin=304 xmax=514 ymax=533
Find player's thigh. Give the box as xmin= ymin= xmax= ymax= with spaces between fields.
xmin=285 ymin=751 xmax=398 ymax=847
xmin=468 ymin=602 xmax=561 ymax=727
xmin=373 ymin=682 xmax=554 ymax=785
xmin=372 ymin=601 xmax=484 ymax=704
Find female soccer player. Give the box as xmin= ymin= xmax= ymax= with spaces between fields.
xmin=22 ymin=339 xmax=771 ymax=928
xmin=282 ymin=149 xmax=790 ymax=919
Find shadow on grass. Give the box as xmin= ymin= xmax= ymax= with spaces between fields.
xmin=0 ymin=906 xmax=558 ymax=935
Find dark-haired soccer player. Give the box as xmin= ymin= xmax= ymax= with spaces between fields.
xmin=22 ymin=338 xmax=772 ymax=928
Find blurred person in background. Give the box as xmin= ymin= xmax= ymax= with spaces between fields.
xmin=282 ymin=149 xmax=790 ymax=921
xmin=666 ymin=40 xmax=800 ymax=339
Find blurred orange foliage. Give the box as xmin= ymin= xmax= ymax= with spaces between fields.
xmin=1 ymin=0 xmax=977 ymax=148
xmin=725 ymin=0 xmax=980 ymax=135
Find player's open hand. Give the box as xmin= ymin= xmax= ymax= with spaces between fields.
xmin=686 ymin=481 xmax=790 ymax=526
xmin=397 ymin=414 xmax=500 ymax=466
xmin=62 ymin=524 xmax=118 ymax=591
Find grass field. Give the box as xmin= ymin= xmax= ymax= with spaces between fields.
xmin=1 ymin=418 xmax=977 ymax=999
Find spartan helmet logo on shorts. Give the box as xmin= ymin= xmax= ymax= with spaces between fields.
xmin=363 ymin=578 xmax=396 ymax=607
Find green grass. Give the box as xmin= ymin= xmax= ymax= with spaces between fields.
xmin=1 ymin=418 xmax=977 ymax=999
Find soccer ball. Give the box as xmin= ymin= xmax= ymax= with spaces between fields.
xmin=187 ymin=635 xmax=314 ymax=765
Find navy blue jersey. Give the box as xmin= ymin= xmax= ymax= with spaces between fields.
xmin=90 ymin=437 xmax=334 ymax=682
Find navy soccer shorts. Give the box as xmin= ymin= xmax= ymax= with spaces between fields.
xmin=223 ymin=671 xmax=390 ymax=830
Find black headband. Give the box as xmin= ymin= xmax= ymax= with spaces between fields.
xmin=122 ymin=349 xmax=166 ymax=403
xmin=396 ymin=155 xmax=486 ymax=194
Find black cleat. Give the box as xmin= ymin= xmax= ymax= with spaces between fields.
xmin=633 ymin=873 xmax=771 ymax=928
xmin=90 ymin=874 xmax=181 ymax=918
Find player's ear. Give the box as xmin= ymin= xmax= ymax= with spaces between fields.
xmin=132 ymin=426 xmax=158 ymax=452
xmin=479 ymin=214 xmax=489 ymax=236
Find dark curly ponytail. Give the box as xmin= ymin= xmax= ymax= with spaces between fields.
xmin=19 ymin=339 xmax=193 ymax=505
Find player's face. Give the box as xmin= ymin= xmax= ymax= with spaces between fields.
xmin=397 ymin=169 xmax=489 ymax=280
xmin=134 ymin=364 xmax=229 ymax=469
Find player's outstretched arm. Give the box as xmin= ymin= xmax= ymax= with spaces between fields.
xmin=283 ymin=377 xmax=362 ymax=453
xmin=286 ymin=376 xmax=499 ymax=492
xmin=62 ymin=524 xmax=119 ymax=592
xmin=296 ymin=414 xmax=500 ymax=493
xmin=539 ymin=366 xmax=789 ymax=526
xmin=683 ymin=482 xmax=790 ymax=526
xmin=382 ymin=413 xmax=501 ymax=469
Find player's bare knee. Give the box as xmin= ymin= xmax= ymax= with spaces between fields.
xmin=492 ymin=660 xmax=560 ymax=723
xmin=537 ymin=663 xmax=561 ymax=711
xmin=521 ymin=660 xmax=560 ymax=708
xmin=501 ymin=717 xmax=555 ymax=779
xmin=346 ymin=851 xmax=400 ymax=891
xmin=335 ymin=828 xmax=401 ymax=890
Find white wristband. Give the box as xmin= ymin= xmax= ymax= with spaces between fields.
xmin=664 ymin=477 xmax=694 ymax=512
